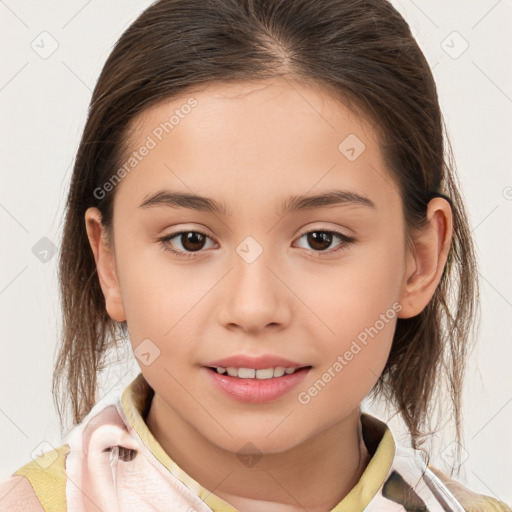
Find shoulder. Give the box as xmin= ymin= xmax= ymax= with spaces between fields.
xmin=0 ymin=476 xmax=45 ymax=511
xmin=429 ymin=466 xmax=512 ymax=512
xmin=0 ymin=444 xmax=69 ymax=512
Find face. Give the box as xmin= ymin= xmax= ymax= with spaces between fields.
xmin=87 ymin=78 xmax=434 ymax=455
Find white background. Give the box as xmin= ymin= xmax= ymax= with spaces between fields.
xmin=1 ymin=0 xmax=511 ymax=506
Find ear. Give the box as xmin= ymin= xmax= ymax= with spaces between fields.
xmin=84 ymin=207 xmax=127 ymax=323
xmin=398 ymin=197 xmax=453 ymax=319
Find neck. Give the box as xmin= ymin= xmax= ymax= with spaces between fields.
xmin=146 ymin=394 xmax=370 ymax=512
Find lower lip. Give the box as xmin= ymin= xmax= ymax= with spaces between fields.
xmin=204 ymin=367 xmax=311 ymax=403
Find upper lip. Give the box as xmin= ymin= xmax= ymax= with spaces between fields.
xmin=205 ymin=355 xmax=308 ymax=370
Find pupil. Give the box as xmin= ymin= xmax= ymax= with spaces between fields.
xmin=183 ymin=232 xmax=205 ymax=251
xmin=309 ymin=231 xmax=331 ymax=250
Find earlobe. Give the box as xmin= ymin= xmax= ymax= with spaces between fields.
xmin=398 ymin=198 xmax=453 ymax=319
xmin=84 ymin=207 xmax=127 ymax=323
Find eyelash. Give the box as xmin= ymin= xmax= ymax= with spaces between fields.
xmin=157 ymin=229 xmax=356 ymax=259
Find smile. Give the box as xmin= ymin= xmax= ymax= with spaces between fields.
xmin=205 ymin=366 xmax=312 ymax=403
xmin=211 ymin=366 xmax=301 ymax=379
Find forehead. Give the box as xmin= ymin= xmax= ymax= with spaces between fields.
xmin=114 ymin=78 xmax=398 ymax=214
xmin=125 ymin=78 xmax=376 ymax=152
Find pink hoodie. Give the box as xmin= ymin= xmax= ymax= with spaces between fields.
xmin=1 ymin=372 xmax=510 ymax=511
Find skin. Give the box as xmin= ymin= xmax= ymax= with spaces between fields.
xmin=85 ymin=77 xmax=452 ymax=512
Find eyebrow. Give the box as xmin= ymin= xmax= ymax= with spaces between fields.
xmin=138 ymin=189 xmax=376 ymax=217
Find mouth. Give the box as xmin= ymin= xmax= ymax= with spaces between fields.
xmin=206 ymin=365 xmax=311 ymax=379
xmin=204 ymin=365 xmax=313 ymax=403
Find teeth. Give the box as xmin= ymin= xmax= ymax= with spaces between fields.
xmin=226 ymin=367 xmax=238 ymax=377
xmin=273 ymin=367 xmax=285 ymax=377
xmin=215 ymin=366 xmax=300 ymax=379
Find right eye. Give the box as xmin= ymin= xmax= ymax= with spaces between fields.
xmin=158 ymin=231 xmax=217 ymax=258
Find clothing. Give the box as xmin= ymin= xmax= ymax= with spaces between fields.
xmin=0 ymin=372 xmax=510 ymax=511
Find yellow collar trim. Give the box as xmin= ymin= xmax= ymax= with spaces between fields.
xmin=121 ymin=373 xmax=395 ymax=512
xmin=12 ymin=444 xmax=70 ymax=511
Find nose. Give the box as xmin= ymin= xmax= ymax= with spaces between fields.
xmin=217 ymin=246 xmax=292 ymax=334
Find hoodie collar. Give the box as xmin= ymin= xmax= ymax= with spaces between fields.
xmin=121 ymin=372 xmax=396 ymax=512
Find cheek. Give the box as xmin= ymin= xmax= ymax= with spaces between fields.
xmin=295 ymin=240 xmax=403 ymax=395
xmin=114 ymin=244 xmax=217 ymax=383
xmin=297 ymin=291 xmax=398 ymax=420
xmin=114 ymin=239 xmax=205 ymax=335
xmin=300 ymin=242 xmax=404 ymax=336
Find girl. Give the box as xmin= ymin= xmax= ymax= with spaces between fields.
xmin=1 ymin=0 xmax=509 ymax=510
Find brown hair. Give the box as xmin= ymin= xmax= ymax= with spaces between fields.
xmin=53 ymin=0 xmax=479 ymax=470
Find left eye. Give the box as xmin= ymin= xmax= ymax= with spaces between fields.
xmin=294 ymin=230 xmax=355 ymax=255
xmin=158 ymin=229 xmax=355 ymax=258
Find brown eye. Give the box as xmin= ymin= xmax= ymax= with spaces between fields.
xmin=179 ymin=232 xmax=207 ymax=251
xmin=158 ymin=230 xmax=216 ymax=258
xmin=295 ymin=229 xmax=355 ymax=256
xmin=307 ymin=231 xmax=334 ymax=251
